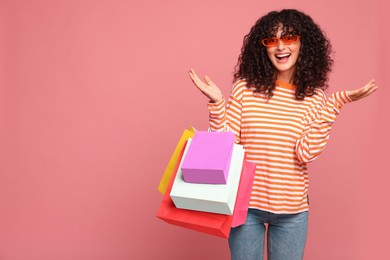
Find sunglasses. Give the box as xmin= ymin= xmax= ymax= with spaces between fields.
xmin=261 ymin=35 xmax=301 ymax=47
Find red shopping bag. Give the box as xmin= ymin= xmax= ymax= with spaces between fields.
xmin=157 ymin=161 xmax=256 ymax=237
xmin=157 ymin=193 xmax=233 ymax=238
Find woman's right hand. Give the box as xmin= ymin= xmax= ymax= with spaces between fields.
xmin=188 ymin=68 xmax=223 ymax=103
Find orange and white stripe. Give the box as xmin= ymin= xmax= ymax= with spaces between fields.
xmin=208 ymin=79 xmax=352 ymax=214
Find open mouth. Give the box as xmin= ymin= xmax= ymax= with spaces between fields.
xmin=275 ymin=53 xmax=291 ymax=61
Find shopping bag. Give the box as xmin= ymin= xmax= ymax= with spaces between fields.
xmin=170 ymin=139 xmax=245 ymax=215
xmin=157 ymin=160 xmax=233 ymax=238
xmin=231 ymin=160 xmax=256 ymax=227
xmin=157 ymin=127 xmax=195 ymax=195
xmin=181 ymin=131 xmax=235 ymax=184
xmin=156 ymin=144 xmax=255 ymax=237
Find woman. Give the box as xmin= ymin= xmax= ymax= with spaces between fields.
xmin=188 ymin=9 xmax=377 ymax=260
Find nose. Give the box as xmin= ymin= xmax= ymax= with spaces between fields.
xmin=276 ymin=39 xmax=285 ymax=50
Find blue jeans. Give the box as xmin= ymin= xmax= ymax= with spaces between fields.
xmin=228 ymin=208 xmax=308 ymax=260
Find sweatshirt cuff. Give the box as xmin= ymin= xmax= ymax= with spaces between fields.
xmin=207 ymin=98 xmax=225 ymax=111
xmin=332 ymin=91 xmax=353 ymax=110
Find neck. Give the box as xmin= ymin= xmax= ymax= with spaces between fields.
xmin=276 ymin=70 xmax=295 ymax=84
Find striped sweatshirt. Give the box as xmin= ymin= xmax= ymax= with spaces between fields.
xmin=208 ymin=79 xmax=352 ymax=214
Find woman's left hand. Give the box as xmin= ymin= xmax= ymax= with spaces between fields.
xmin=347 ymin=79 xmax=378 ymax=101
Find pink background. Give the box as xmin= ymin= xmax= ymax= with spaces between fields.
xmin=1 ymin=0 xmax=389 ymax=259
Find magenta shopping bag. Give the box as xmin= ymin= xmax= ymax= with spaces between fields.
xmin=181 ymin=131 xmax=235 ymax=184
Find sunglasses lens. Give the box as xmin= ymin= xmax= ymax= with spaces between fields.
xmin=262 ymin=38 xmax=278 ymax=46
xmin=262 ymin=36 xmax=300 ymax=47
xmin=281 ymin=35 xmax=299 ymax=44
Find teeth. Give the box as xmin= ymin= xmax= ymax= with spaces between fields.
xmin=276 ymin=54 xmax=290 ymax=58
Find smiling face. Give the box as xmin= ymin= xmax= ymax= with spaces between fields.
xmin=265 ymin=26 xmax=301 ymax=83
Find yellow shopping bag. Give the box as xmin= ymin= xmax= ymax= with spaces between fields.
xmin=157 ymin=127 xmax=196 ymax=195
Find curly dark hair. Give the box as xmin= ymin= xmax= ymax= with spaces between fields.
xmin=234 ymin=9 xmax=333 ymax=100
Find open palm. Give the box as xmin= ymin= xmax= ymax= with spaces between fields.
xmin=347 ymin=79 xmax=378 ymax=101
xmin=188 ymin=68 xmax=223 ymax=103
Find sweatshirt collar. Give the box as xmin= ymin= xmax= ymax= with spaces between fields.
xmin=276 ymin=80 xmax=296 ymax=90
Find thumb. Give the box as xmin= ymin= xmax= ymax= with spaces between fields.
xmin=204 ymin=75 xmax=214 ymax=85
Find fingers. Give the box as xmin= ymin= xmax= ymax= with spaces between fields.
xmin=363 ymin=83 xmax=378 ymax=98
xmin=188 ymin=68 xmax=199 ymax=83
xmin=188 ymin=68 xmax=206 ymax=90
xmin=188 ymin=68 xmax=223 ymax=102
xmin=348 ymin=79 xmax=379 ymax=101
xmin=189 ymin=68 xmax=217 ymax=90
xmin=204 ymin=75 xmax=216 ymax=87
xmin=359 ymin=79 xmax=378 ymax=98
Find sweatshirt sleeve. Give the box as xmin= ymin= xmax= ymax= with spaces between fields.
xmin=295 ymin=90 xmax=353 ymax=163
xmin=207 ymin=80 xmax=245 ymax=144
